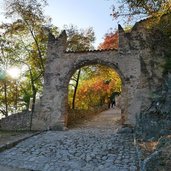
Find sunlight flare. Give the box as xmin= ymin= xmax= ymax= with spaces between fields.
xmin=7 ymin=67 xmax=20 ymax=79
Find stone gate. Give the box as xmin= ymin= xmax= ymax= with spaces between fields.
xmin=32 ymin=24 xmax=146 ymax=130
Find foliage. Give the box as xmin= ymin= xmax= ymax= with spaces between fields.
xmin=68 ymin=65 xmax=121 ymax=110
xmin=4 ymin=0 xmax=48 ymax=19
xmin=0 ymin=30 xmax=20 ymax=117
xmin=98 ymin=31 xmax=118 ymax=50
xmin=64 ymin=25 xmax=95 ymax=51
xmin=111 ymin=0 xmax=171 ymax=22
xmin=0 ymin=0 xmax=50 ymax=119
xmin=145 ymin=13 xmax=171 ymax=74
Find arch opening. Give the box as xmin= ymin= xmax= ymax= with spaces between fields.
xmin=66 ymin=63 xmax=124 ymax=128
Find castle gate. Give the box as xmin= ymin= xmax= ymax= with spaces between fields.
xmin=32 ymin=25 xmax=142 ymax=130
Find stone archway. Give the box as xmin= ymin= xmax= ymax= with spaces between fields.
xmin=32 ymin=26 xmax=142 ymax=130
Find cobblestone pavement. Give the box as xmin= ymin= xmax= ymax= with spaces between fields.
xmin=0 ymin=108 xmax=139 ymax=171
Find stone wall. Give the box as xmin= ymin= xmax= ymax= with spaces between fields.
xmin=0 ymin=111 xmax=31 ymax=131
xmin=134 ymin=13 xmax=171 ymax=140
xmin=133 ymin=13 xmax=171 ymax=171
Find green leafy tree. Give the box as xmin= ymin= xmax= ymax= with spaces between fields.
xmin=0 ymin=0 xmax=54 ymax=129
xmin=64 ymin=25 xmax=95 ymax=51
xmin=0 ymin=32 xmax=19 ymax=117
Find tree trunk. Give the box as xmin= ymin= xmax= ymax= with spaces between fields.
xmin=29 ymin=69 xmax=37 ymax=130
xmin=14 ymin=80 xmax=18 ymax=113
xmin=4 ymin=80 xmax=8 ymax=117
xmin=29 ymin=84 xmax=37 ymax=130
xmin=72 ymin=69 xmax=81 ymax=109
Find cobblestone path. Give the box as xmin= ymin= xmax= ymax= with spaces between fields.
xmin=0 ymin=108 xmax=139 ymax=171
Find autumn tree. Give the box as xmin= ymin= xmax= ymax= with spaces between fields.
xmin=98 ymin=31 xmax=118 ymax=50
xmin=72 ymin=65 xmax=121 ymax=110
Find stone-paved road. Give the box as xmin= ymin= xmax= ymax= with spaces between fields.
xmin=0 ymin=108 xmax=139 ymax=171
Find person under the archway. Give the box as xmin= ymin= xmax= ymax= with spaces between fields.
xmin=110 ymin=94 xmax=115 ymax=108
xmin=109 ymin=92 xmax=120 ymax=108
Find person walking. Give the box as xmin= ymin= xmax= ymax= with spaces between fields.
xmin=110 ymin=93 xmax=116 ymax=108
xmin=111 ymin=97 xmax=115 ymax=108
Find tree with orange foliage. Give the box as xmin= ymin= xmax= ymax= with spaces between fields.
xmin=98 ymin=32 xmax=118 ymax=50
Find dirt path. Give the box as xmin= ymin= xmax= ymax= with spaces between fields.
xmin=74 ymin=108 xmax=122 ymax=130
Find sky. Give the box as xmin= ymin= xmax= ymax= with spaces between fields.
xmin=44 ymin=0 xmax=121 ymax=48
xmin=0 ymin=0 xmax=125 ymax=48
